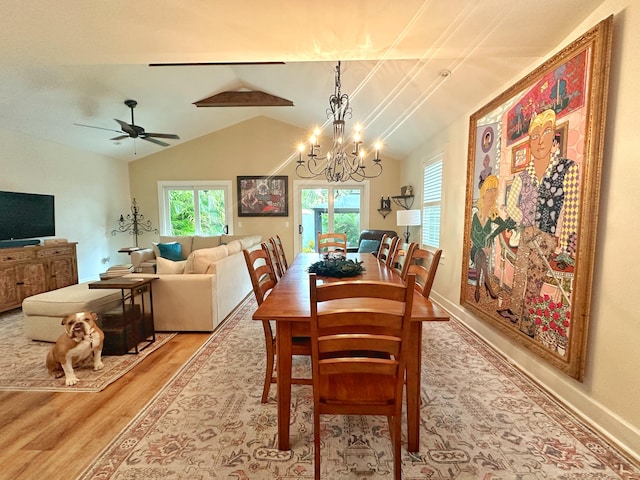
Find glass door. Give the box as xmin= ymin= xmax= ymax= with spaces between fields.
xmin=294 ymin=181 xmax=370 ymax=254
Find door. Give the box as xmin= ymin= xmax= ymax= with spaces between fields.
xmin=294 ymin=181 xmax=370 ymax=254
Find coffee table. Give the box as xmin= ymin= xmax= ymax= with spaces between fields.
xmin=88 ymin=276 xmax=158 ymax=354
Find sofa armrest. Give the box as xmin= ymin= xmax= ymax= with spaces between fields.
xmin=130 ymin=248 xmax=155 ymax=270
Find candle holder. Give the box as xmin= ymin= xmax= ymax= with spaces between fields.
xmin=111 ymin=198 xmax=158 ymax=247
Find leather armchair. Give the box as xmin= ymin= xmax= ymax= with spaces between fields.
xmin=348 ymin=229 xmax=398 ymax=253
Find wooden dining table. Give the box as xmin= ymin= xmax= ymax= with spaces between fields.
xmin=252 ymin=252 xmax=450 ymax=452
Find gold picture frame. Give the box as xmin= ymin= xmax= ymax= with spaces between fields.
xmin=460 ymin=16 xmax=613 ymax=381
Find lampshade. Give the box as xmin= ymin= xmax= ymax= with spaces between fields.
xmin=396 ymin=209 xmax=421 ymax=227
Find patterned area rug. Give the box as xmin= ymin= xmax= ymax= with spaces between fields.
xmin=0 ymin=308 xmax=176 ymax=392
xmin=78 ymin=296 xmax=640 ymax=479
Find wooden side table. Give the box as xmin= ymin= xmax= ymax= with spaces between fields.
xmin=118 ymin=247 xmax=141 ymax=255
xmin=89 ymin=276 xmax=158 ymax=354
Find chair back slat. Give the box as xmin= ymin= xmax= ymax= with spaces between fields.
xmin=377 ymin=234 xmax=399 ymax=266
xmin=264 ymin=239 xmax=284 ymax=280
xmin=390 ymin=241 xmax=417 ymax=279
xmin=317 ymin=232 xmax=347 ymax=253
xmin=270 ymin=234 xmax=289 ymax=271
xmin=407 ymin=247 xmax=442 ymax=298
xmin=243 ymin=243 xmax=277 ymax=305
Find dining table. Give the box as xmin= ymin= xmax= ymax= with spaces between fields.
xmin=252 ymin=252 xmax=450 ymax=452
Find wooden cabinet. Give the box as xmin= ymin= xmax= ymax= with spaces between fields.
xmin=0 ymin=243 xmax=78 ymax=312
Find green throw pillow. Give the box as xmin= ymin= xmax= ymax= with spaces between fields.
xmin=157 ymin=242 xmax=183 ymax=261
xmin=358 ymin=239 xmax=381 ymax=253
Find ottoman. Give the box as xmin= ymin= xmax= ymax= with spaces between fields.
xmin=22 ymin=282 xmax=123 ymax=342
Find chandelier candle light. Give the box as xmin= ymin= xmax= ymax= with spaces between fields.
xmin=296 ymin=61 xmax=382 ymax=182
xmin=397 ymin=209 xmax=421 ymax=243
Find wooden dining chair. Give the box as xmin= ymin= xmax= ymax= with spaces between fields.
xmin=317 ymin=231 xmax=347 ymax=253
xmin=243 ymin=243 xmax=311 ymax=403
xmin=270 ymin=234 xmax=289 ymax=272
xmin=377 ymin=233 xmax=399 ymax=265
xmin=406 ymin=247 xmax=442 ymax=298
xmin=309 ymin=273 xmax=416 ymax=480
xmin=390 ymin=241 xmax=417 ymax=279
xmin=265 ymin=237 xmax=284 ymax=280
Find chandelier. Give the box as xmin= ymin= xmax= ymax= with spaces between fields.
xmin=296 ymin=61 xmax=382 ymax=182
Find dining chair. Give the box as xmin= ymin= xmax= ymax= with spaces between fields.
xmin=406 ymin=247 xmax=442 ymax=298
xmin=243 ymin=243 xmax=311 ymax=403
xmin=270 ymin=234 xmax=289 ymax=272
xmin=265 ymin=237 xmax=284 ymax=280
xmin=390 ymin=241 xmax=417 ymax=279
xmin=316 ymin=231 xmax=347 ymax=253
xmin=377 ymin=233 xmax=399 ymax=265
xmin=309 ymin=273 xmax=416 ymax=480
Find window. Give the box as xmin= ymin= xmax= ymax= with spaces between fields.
xmin=158 ymin=181 xmax=232 ymax=236
xmin=422 ymin=157 xmax=443 ymax=248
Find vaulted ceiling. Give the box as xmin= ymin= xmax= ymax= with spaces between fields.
xmin=0 ymin=0 xmax=605 ymax=162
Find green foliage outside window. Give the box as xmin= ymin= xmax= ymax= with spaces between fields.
xmin=168 ymin=189 xmax=225 ymax=236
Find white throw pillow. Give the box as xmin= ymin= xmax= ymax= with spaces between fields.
xmin=156 ymin=257 xmax=186 ymax=274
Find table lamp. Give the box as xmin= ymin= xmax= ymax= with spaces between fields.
xmin=397 ymin=209 xmax=421 ymax=243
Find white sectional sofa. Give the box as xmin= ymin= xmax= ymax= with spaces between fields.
xmin=127 ymin=234 xmax=262 ymax=332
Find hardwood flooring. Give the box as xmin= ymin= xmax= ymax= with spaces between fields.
xmin=0 ymin=332 xmax=210 ymax=480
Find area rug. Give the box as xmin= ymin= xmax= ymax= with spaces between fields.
xmin=78 ymin=296 xmax=640 ymax=479
xmin=0 ymin=308 xmax=176 ymax=393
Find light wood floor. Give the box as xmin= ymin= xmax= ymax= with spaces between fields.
xmin=0 ymin=332 xmax=210 ymax=480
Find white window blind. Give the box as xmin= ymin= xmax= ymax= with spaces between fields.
xmin=421 ymin=159 xmax=443 ymax=248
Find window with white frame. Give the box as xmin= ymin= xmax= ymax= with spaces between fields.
xmin=421 ymin=157 xmax=443 ymax=248
xmin=158 ymin=181 xmax=232 ymax=236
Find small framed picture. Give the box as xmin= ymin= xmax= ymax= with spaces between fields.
xmin=237 ymin=176 xmax=288 ymax=217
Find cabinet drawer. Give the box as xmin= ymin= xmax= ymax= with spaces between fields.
xmin=37 ymin=246 xmax=75 ymax=258
xmin=0 ymin=250 xmax=36 ymax=263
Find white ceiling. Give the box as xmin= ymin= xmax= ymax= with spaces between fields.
xmin=0 ymin=0 xmax=605 ymax=162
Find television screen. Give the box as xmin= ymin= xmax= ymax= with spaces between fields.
xmin=0 ymin=191 xmax=55 ymax=241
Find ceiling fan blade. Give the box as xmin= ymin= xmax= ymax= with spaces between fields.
xmin=144 ymin=133 xmax=180 ymax=139
xmin=74 ymin=123 xmax=123 ymax=134
xmin=142 ymin=136 xmax=170 ymax=147
xmin=110 ymin=135 xmax=129 ymax=141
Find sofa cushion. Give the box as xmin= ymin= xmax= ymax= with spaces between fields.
xmin=192 ymin=235 xmax=222 ymax=251
xmin=186 ymin=245 xmax=229 ymax=274
xmin=157 ymin=242 xmax=184 ymax=261
xmin=225 ymin=239 xmax=243 ymax=255
xmin=156 ymin=257 xmax=187 ymax=274
xmin=22 ymin=283 xmax=122 ymax=317
xmin=156 ymin=235 xmax=195 ymax=258
xmin=221 ymin=234 xmax=261 ymax=248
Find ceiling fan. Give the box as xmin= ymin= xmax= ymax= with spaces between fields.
xmin=74 ymin=99 xmax=180 ymax=147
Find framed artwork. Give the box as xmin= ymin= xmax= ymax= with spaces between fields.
xmin=237 ymin=176 xmax=288 ymax=217
xmin=460 ymin=17 xmax=612 ymax=381
xmin=511 ymin=141 xmax=529 ymax=173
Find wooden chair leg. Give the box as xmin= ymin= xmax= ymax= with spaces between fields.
xmin=314 ymin=412 xmax=321 ymax=479
xmin=261 ymin=321 xmax=275 ymax=403
xmin=393 ymin=415 xmax=402 ymax=480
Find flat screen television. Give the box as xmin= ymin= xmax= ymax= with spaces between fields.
xmin=0 ymin=191 xmax=55 ymax=241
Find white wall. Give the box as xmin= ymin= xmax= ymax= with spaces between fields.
xmin=402 ymin=0 xmax=640 ymax=461
xmin=0 ymin=128 xmax=132 ymax=282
